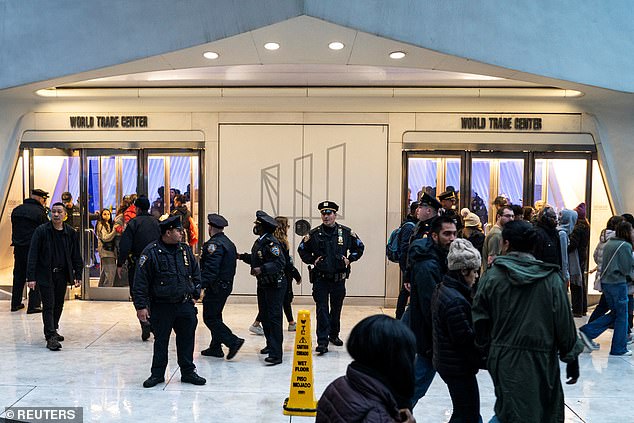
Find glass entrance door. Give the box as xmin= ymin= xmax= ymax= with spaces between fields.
xmin=406 ymin=154 xmax=462 ymax=211
xmin=82 ymin=151 xmax=139 ymax=300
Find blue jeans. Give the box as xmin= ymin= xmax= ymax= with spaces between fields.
xmin=411 ymin=354 xmax=436 ymax=406
xmin=580 ymin=282 xmax=628 ymax=355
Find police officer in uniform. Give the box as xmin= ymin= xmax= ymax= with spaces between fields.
xmin=133 ymin=215 xmax=205 ymax=388
xmin=239 ymin=210 xmax=286 ymax=365
xmin=61 ymin=192 xmax=81 ymax=232
xmin=438 ymin=189 xmax=463 ymax=231
xmin=117 ymin=195 xmax=160 ymax=341
xmin=409 ymin=193 xmax=441 ymax=243
xmin=200 ymin=213 xmax=245 ymax=360
xmin=298 ymin=201 xmax=365 ymax=354
xmin=10 ymin=188 xmax=48 ymax=313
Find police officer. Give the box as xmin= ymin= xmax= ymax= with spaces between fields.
xmin=61 ymin=192 xmax=81 ymax=232
xmin=298 ymin=201 xmax=365 ymax=354
xmin=133 ymin=215 xmax=205 ymax=388
xmin=239 ymin=210 xmax=286 ymax=365
xmin=117 ymin=195 xmax=160 ymax=341
xmin=410 ymin=193 xmax=441 ymax=243
xmin=10 ymin=188 xmax=48 ymax=313
xmin=200 ymin=213 xmax=245 ymax=360
xmin=438 ymin=189 xmax=462 ymax=231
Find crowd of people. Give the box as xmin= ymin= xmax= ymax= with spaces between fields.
xmin=11 ymin=184 xmax=634 ymax=422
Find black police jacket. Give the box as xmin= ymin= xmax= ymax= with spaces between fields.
xmin=297 ymin=223 xmax=364 ymax=275
xmin=26 ymin=222 xmax=83 ymax=286
xmin=64 ymin=204 xmax=81 ymax=232
xmin=240 ymin=233 xmax=286 ymax=287
xmin=117 ymin=211 xmax=160 ymax=266
xmin=200 ymin=232 xmax=237 ymax=289
xmin=11 ymin=198 xmax=48 ymax=246
xmin=132 ymin=239 xmax=201 ymax=310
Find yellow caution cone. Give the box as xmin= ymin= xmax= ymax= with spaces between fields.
xmin=283 ymin=309 xmax=318 ymax=416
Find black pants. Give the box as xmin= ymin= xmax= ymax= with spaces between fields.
xmin=283 ymin=282 xmax=294 ymax=323
xmin=149 ymin=301 xmax=198 ymax=377
xmin=312 ymin=277 xmax=346 ymax=346
xmin=255 ymin=285 xmax=264 ymax=322
xmin=129 ymin=260 xmax=151 ymax=331
xmin=40 ymin=272 xmax=68 ymax=339
xmin=570 ymin=277 xmax=588 ymax=315
xmin=395 ymin=271 xmax=409 ymax=320
xmin=261 ymin=280 xmax=286 ymax=360
xmin=12 ymin=245 xmax=41 ymax=310
xmin=202 ymin=285 xmax=240 ymax=351
xmin=439 ymin=373 xmax=482 ymax=423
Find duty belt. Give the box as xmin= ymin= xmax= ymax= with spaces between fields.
xmin=314 ymin=271 xmax=347 ymax=282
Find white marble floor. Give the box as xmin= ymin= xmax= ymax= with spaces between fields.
xmin=0 ymin=299 xmax=631 ymax=422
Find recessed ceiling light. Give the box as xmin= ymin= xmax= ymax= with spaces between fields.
xmin=389 ymin=51 xmax=406 ymax=59
xmin=264 ymin=42 xmax=280 ymax=51
xmin=328 ymin=41 xmax=345 ymax=50
xmin=203 ymin=51 xmax=219 ymax=60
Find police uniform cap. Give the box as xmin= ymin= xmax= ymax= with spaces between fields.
xmin=255 ymin=210 xmax=278 ymax=231
xmin=159 ymin=215 xmax=183 ymax=233
xmin=61 ymin=191 xmax=72 ymax=201
xmin=208 ymin=213 xmax=228 ymax=228
xmin=31 ymin=188 xmax=49 ymax=199
xmin=318 ymin=201 xmax=339 ymax=213
xmin=419 ymin=192 xmax=442 ymax=210
xmin=438 ymin=190 xmax=457 ymax=201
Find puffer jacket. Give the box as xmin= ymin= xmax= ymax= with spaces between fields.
xmin=316 ymin=364 xmax=407 ymax=423
xmin=432 ymin=274 xmax=483 ymax=376
xmin=594 ymin=229 xmax=616 ymax=279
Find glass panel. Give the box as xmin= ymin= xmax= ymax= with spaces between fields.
xmin=533 ymin=158 xmax=587 ymax=213
xmin=408 ymin=157 xmax=438 ymax=204
xmin=589 ymin=160 xmax=612 ymax=294
xmin=499 ymin=159 xmax=524 ymax=207
xmin=148 ymin=156 xmax=165 ymax=218
xmin=471 ymin=159 xmax=491 ymax=225
xmin=471 ymin=157 xmax=524 ymax=226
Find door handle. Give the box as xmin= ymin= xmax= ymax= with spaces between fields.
xmin=84 ymin=228 xmax=96 ymax=268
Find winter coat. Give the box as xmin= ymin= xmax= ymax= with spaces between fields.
xmin=533 ymin=222 xmax=562 ymax=268
xmin=594 ymin=229 xmax=616 ymax=279
xmin=96 ymin=221 xmax=117 ymax=259
xmin=557 ymin=209 xmax=577 ymax=282
xmin=316 ymin=363 xmax=408 ymax=423
xmin=460 ymin=228 xmax=485 ymax=255
xmin=10 ymin=198 xmax=48 ymax=246
xmin=432 ymin=274 xmax=483 ymax=376
xmin=26 ymin=222 xmax=83 ymax=286
xmin=481 ymin=224 xmax=502 ymax=272
xmin=569 ymin=219 xmax=590 ymax=272
xmin=124 ymin=204 xmax=136 ymax=223
xmin=398 ymin=215 xmax=418 ymax=272
xmin=408 ymin=236 xmax=447 ymax=357
xmin=472 ymin=252 xmax=583 ymax=423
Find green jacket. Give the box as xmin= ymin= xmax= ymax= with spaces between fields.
xmin=599 ymin=238 xmax=633 ymax=285
xmin=472 ymin=252 xmax=583 ymax=423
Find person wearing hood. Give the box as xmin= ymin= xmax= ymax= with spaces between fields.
xmin=472 ymin=220 xmax=583 ymax=423
xmin=407 ymin=215 xmax=456 ymax=405
xmin=569 ymin=203 xmax=591 ymax=317
xmin=432 ymin=238 xmax=484 ymax=422
xmin=557 ymin=209 xmax=578 ymax=283
xmin=588 ymin=215 xmax=625 ymax=323
xmin=578 ymin=220 xmax=634 ymax=356
xmin=316 ymin=314 xmax=417 ymax=423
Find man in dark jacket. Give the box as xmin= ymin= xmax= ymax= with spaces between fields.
xmin=395 ymin=201 xmax=418 ymax=320
xmin=117 ymin=195 xmax=160 ymax=340
xmin=26 ymin=202 xmax=83 ymax=351
xmin=408 ymin=215 xmax=456 ymax=405
xmin=533 ymin=205 xmax=563 ymax=267
xmin=133 ymin=215 xmax=205 ymax=388
xmin=10 ymin=188 xmax=48 ymax=313
xmin=200 ymin=213 xmax=244 ymax=360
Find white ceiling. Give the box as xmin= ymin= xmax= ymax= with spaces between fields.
xmin=58 ymin=16 xmax=547 ymax=89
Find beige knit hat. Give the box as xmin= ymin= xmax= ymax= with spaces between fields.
xmin=447 ymin=238 xmax=482 ymax=271
xmin=460 ymin=208 xmax=482 ymax=229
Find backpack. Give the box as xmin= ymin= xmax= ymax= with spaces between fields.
xmin=386 ymin=221 xmax=415 ymax=262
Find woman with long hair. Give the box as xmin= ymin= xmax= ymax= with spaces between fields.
xmin=96 ymin=208 xmax=117 ymax=287
xmin=317 ymin=314 xmax=417 ymax=422
xmin=273 ymin=216 xmax=302 ymax=331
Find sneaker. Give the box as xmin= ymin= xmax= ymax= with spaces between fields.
xmin=578 ymin=330 xmax=600 ymax=351
xmin=249 ymin=325 xmax=264 ymax=336
xmin=181 ymin=372 xmax=206 ymax=385
xmin=610 ymin=350 xmax=633 ymax=357
xmin=46 ymin=338 xmax=62 ymax=351
xmin=288 ymin=322 xmax=297 ymax=332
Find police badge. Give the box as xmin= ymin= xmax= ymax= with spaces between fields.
xmin=207 ymin=243 xmax=217 ymax=254
xmin=138 ymin=255 xmax=148 ymax=268
xmin=271 ymin=245 xmax=280 ymax=256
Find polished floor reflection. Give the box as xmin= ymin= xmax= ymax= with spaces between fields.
xmin=0 ymin=300 xmax=631 ymax=422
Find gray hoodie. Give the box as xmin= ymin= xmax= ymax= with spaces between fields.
xmin=557 ymin=209 xmax=578 ymax=281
